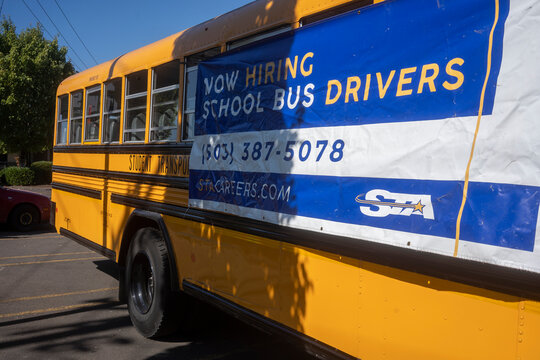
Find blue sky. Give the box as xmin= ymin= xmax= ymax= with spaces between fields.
xmin=0 ymin=0 xmax=253 ymax=72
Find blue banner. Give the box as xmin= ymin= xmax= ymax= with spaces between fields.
xmin=189 ymin=0 xmax=540 ymax=273
xmin=190 ymin=170 xmax=540 ymax=252
xmin=195 ymin=0 xmax=508 ymax=135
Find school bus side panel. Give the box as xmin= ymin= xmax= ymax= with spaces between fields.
xmin=164 ymin=212 xmax=538 ymax=359
xmin=52 ymin=172 xmax=105 ymax=249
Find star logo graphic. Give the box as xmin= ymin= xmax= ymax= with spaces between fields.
xmin=413 ymin=200 xmax=425 ymax=214
xmin=355 ymin=197 xmax=426 ymax=214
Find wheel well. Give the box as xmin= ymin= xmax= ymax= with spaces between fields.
xmin=118 ymin=210 xmax=180 ymax=292
xmin=118 ymin=215 xmax=159 ymax=267
xmin=9 ymin=203 xmax=41 ymax=223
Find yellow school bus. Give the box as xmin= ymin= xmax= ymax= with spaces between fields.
xmin=52 ymin=0 xmax=540 ymax=358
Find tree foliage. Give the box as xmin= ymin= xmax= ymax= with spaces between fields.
xmin=0 ymin=19 xmax=75 ymax=159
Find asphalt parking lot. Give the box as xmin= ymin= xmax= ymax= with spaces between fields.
xmin=0 ymin=225 xmax=315 ymax=360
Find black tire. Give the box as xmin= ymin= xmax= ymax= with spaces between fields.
xmin=125 ymin=227 xmax=179 ymax=338
xmin=9 ymin=204 xmax=39 ymax=232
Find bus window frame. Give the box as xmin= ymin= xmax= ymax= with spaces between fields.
xmin=149 ymin=60 xmax=180 ymax=143
xmin=83 ymin=85 xmax=102 ymax=143
xmin=69 ymin=90 xmax=84 ymax=145
xmin=181 ymin=47 xmax=221 ymax=142
xmin=123 ymin=70 xmax=148 ymax=144
xmin=181 ymin=64 xmax=198 ymax=142
xmin=102 ymin=78 xmax=123 ymax=144
xmin=299 ymin=0 xmax=374 ymax=26
xmin=56 ymin=94 xmax=69 ymax=145
xmin=227 ymin=25 xmax=291 ymax=51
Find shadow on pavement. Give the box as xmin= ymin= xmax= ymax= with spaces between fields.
xmin=146 ymin=300 xmax=315 ymax=360
xmin=0 ymin=299 xmax=124 ymax=329
xmin=0 ymin=294 xmax=314 ymax=359
xmin=0 ymin=299 xmax=134 ymax=355
xmin=0 ymin=223 xmax=56 ymax=236
xmin=93 ymin=260 xmax=121 ymax=281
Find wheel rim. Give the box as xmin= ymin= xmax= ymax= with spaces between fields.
xmin=19 ymin=212 xmax=33 ymax=226
xmin=131 ymin=253 xmax=154 ymax=314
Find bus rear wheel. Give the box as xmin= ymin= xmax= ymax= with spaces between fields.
xmin=126 ymin=227 xmax=178 ymax=338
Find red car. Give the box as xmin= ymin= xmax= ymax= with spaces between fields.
xmin=0 ymin=186 xmax=50 ymax=231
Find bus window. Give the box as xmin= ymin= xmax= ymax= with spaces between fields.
xmin=182 ymin=47 xmax=220 ymax=141
xmin=84 ymin=86 xmax=101 ymax=142
xmin=227 ymin=25 xmax=291 ymax=51
xmin=56 ymin=94 xmax=69 ymax=145
xmin=150 ymin=60 xmax=180 ymax=142
xmin=300 ymin=0 xmax=373 ymax=26
xmin=102 ymin=78 xmax=122 ymax=143
xmin=69 ymin=90 xmax=83 ymax=144
xmin=124 ymin=70 xmax=148 ymax=143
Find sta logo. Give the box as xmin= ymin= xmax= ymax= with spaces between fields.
xmin=355 ymin=189 xmax=435 ymax=220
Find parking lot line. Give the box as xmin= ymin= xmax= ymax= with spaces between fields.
xmin=0 ymin=257 xmax=104 ymax=267
xmin=0 ymin=251 xmax=93 ymax=260
xmin=0 ymin=301 xmax=110 ymax=319
xmin=0 ymin=287 xmax=119 ymax=304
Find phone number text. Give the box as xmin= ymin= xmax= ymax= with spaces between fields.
xmin=200 ymin=139 xmax=345 ymax=165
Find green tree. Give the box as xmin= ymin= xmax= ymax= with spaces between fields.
xmin=0 ymin=19 xmax=75 ymax=165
